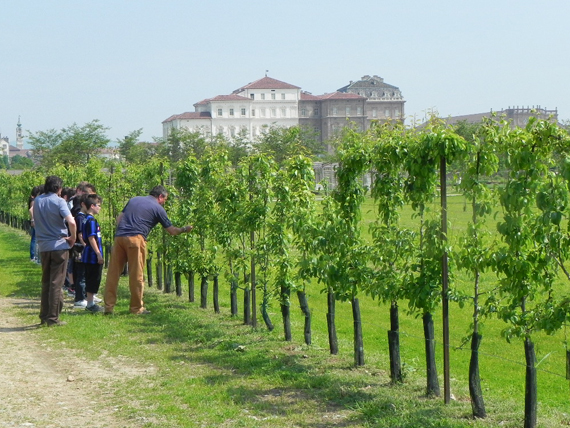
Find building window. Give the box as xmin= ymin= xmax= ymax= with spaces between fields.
xmin=301 ymin=108 xmax=306 ymax=117
xmin=230 ymin=108 xmax=234 ymax=116
xmin=385 ymin=109 xmax=390 ymax=117
xmin=217 ymin=126 xmax=224 ymax=135
xmin=346 ymin=107 xmax=351 ymax=116
xmin=241 ymin=108 xmax=246 ymax=116
xmin=271 ymin=93 xmax=276 ymax=100
xmin=217 ymin=108 xmax=223 ymax=116
xmin=281 ymin=108 xmax=286 ymax=117
xmin=372 ymin=109 xmax=377 ymax=118
xmin=261 ymin=108 xmax=266 ymax=117
xmin=261 ymin=93 xmax=265 ymax=100
xmin=281 ymin=93 xmax=285 ymax=100
xmin=357 ymin=107 xmax=362 ymax=115
xmin=271 ymin=108 xmax=276 ymax=117
xmin=250 ymin=94 xmax=254 ymax=100
xmin=314 ymin=108 xmax=319 ymax=116
xmin=333 ymin=107 xmax=338 ymax=115
xmin=395 ymin=108 xmax=400 ymax=117
xmin=230 ymin=126 xmax=235 ymax=137
xmin=252 ymin=109 xmax=256 ymax=116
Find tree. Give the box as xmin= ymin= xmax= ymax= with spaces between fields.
xmin=117 ymin=129 xmax=143 ymax=163
xmin=28 ymin=120 xmax=110 ymax=169
xmin=157 ymin=128 xmax=209 ymax=163
xmin=10 ymin=155 xmax=34 ymax=169
xmin=0 ymin=155 xmax=9 ymax=169
xmin=255 ymin=126 xmax=324 ymax=166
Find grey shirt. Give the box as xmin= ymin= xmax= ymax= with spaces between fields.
xmin=33 ymin=192 xmax=72 ymax=252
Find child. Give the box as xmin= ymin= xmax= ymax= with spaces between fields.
xmin=81 ymin=194 xmax=104 ymax=313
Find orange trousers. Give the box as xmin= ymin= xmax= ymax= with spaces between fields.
xmin=104 ymin=235 xmax=147 ymax=314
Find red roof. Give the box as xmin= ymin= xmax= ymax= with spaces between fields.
xmin=162 ymin=112 xmax=212 ymax=123
xmin=234 ymin=76 xmax=301 ymax=92
xmin=300 ymin=92 xmax=321 ymax=100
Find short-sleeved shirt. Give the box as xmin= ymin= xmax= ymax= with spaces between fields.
xmin=33 ymin=192 xmax=72 ymax=252
xmin=115 ymin=196 xmax=172 ymax=240
xmin=81 ymin=215 xmax=103 ymax=264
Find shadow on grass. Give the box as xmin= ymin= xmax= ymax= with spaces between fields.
xmin=0 ymin=225 xmax=474 ymax=428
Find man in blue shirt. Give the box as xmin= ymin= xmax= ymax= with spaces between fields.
xmin=103 ymin=185 xmax=192 ymax=315
xmin=33 ymin=176 xmax=76 ymax=326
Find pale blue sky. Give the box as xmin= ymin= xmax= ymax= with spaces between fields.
xmin=1 ymin=0 xmax=568 ymax=145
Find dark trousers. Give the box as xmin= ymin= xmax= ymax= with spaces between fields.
xmin=84 ymin=263 xmax=103 ymax=295
xmin=73 ymin=261 xmax=86 ymax=301
xmin=39 ymin=249 xmax=68 ymax=325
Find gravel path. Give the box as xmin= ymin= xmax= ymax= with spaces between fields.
xmin=0 ymin=297 xmax=136 ymax=428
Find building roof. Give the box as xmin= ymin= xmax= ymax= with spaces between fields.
xmin=162 ymin=111 xmax=212 ymax=123
xmin=337 ymin=75 xmax=400 ymax=92
xmin=233 ymin=76 xmax=301 ymax=92
xmin=317 ymin=92 xmax=366 ymax=100
xmin=300 ymin=92 xmax=321 ymax=101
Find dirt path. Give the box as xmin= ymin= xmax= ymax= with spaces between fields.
xmin=0 ymin=297 xmax=137 ymax=428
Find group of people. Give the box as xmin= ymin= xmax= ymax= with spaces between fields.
xmin=31 ymin=175 xmax=193 ymax=326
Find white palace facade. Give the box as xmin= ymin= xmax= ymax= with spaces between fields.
xmin=162 ymin=75 xmax=405 ymax=142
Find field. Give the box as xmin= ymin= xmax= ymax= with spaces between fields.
xmin=1 ymin=194 xmax=569 ymax=427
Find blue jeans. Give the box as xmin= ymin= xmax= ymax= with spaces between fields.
xmin=30 ymin=227 xmax=36 ymax=260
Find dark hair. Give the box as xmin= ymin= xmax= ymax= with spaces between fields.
xmin=62 ymin=187 xmax=76 ymax=200
xmin=76 ymin=181 xmax=97 ymax=194
xmin=84 ymin=194 xmax=102 ymax=210
xmin=44 ymin=176 xmax=63 ymax=194
xmin=149 ymin=185 xmax=168 ymax=198
xmin=31 ymin=185 xmax=43 ymax=198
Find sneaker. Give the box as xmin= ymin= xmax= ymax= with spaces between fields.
xmin=93 ymin=295 xmax=102 ymax=303
xmin=74 ymin=300 xmax=87 ymax=308
xmin=86 ymin=304 xmax=103 ymax=313
xmin=134 ymin=309 xmax=151 ymax=315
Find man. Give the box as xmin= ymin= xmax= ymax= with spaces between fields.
xmin=33 ymin=175 xmax=76 ymax=326
xmin=104 ymin=185 xmax=192 ymax=315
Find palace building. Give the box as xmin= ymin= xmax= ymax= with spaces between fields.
xmin=162 ymin=75 xmax=406 ymax=142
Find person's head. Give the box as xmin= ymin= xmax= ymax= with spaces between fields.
xmin=44 ymin=176 xmax=63 ymax=195
xmin=150 ymin=185 xmax=168 ymax=205
xmin=84 ymin=194 xmax=102 ymax=215
xmin=61 ymin=187 xmax=76 ymax=201
xmin=76 ymin=181 xmax=97 ymax=196
xmin=30 ymin=185 xmax=43 ymax=198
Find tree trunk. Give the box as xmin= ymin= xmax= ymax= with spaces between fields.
xmin=188 ymin=271 xmax=195 ymax=303
xmin=297 ymin=290 xmax=311 ymax=345
xmin=164 ymin=264 xmax=172 ymax=293
xmin=175 ymin=272 xmax=182 ymax=297
xmin=200 ymin=276 xmax=208 ymax=309
xmin=281 ymin=285 xmax=291 ymax=341
xmin=262 ymin=297 xmax=274 ymax=331
xmin=230 ymin=275 xmax=238 ymax=316
xmin=297 ymin=291 xmax=312 ymax=345
xmin=243 ymin=288 xmax=251 ymax=325
xmin=327 ymin=290 xmax=338 ymax=355
xmin=423 ymin=312 xmax=440 ymax=397
xmin=213 ymin=275 xmax=220 ymax=313
xmin=146 ymin=252 xmax=153 ymax=287
xmin=388 ymin=301 xmax=402 ymax=383
xmin=352 ymin=297 xmax=365 ymax=367
xmin=469 ymin=332 xmax=486 ymax=418
xmin=524 ymin=337 xmax=537 ymax=428
xmin=156 ymin=252 xmax=163 ymax=290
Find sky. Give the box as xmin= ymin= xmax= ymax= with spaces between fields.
xmin=1 ymin=0 xmax=569 ymax=147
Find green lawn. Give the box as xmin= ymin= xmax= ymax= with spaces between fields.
xmin=1 ymin=200 xmax=569 ymax=428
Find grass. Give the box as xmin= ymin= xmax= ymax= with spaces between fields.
xmin=1 ymin=196 xmax=570 ymax=427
